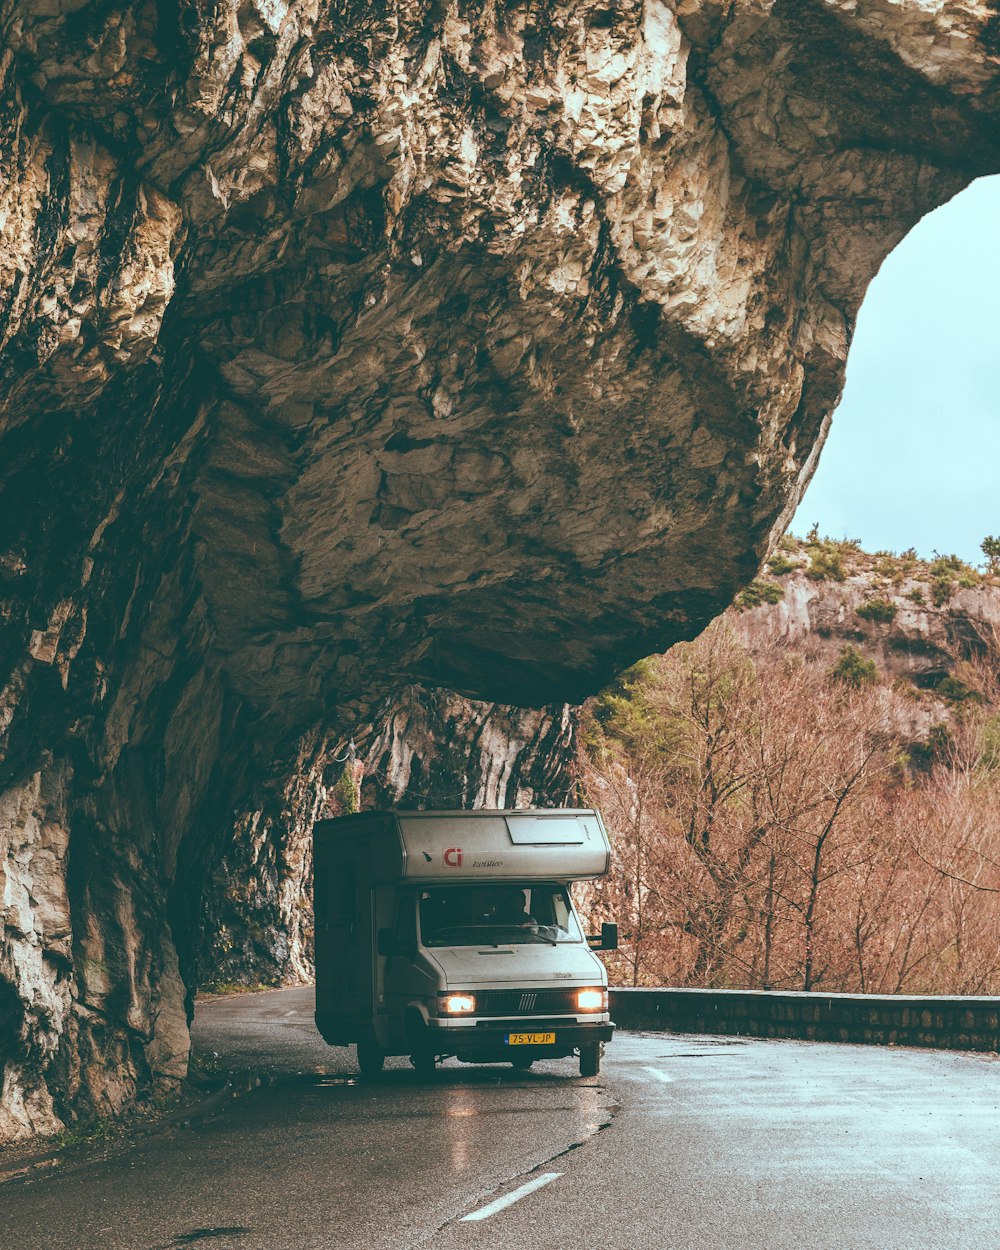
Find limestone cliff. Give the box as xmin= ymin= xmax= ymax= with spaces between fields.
xmin=729 ymin=538 xmax=1000 ymax=746
xmin=2 ymin=0 xmax=1000 ymax=1140
xmin=732 ymin=539 xmax=1000 ymax=688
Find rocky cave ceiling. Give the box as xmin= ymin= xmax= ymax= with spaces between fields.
xmin=5 ymin=0 xmax=999 ymax=730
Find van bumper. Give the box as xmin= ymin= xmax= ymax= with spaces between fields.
xmin=429 ymin=1019 xmax=615 ymax=1061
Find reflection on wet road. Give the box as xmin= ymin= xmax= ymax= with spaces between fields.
xmin=2 ymin=987 xmax=998 ymax=1250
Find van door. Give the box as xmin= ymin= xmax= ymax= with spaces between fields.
xmin=316 ymin=859 xmax=365 ymax=1031
xmin=382 ymin=890 xmax=434 ymax=1050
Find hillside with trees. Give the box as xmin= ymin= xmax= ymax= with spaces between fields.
xmin=580 ymin=536 xmax=1000 ymax=995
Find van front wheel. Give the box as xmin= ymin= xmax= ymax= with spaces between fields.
xmin=410 ymin=1048 xmax=437 ymax=1076
xmin=579 ymin=1043 xmax=601 ymax=1078
xmin=357 ymin=1037 xmax=385 ymax=1076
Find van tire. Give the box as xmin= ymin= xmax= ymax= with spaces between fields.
xmin=357 ymin=1037 xmax=385 ymax=1075
xmin=510 ymin=1056 xmax=534 ymax=1071
xmin=579 ymin=1043 xmax=601 ymax=1078
xmin=404 ymin=1011 xmax=437 ymax=1077
xmin=410 ymin=1049 xmax=437 ymax=1076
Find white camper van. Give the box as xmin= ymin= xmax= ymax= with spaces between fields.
xmin=314 ymin=809 xmax=617 ymax=1077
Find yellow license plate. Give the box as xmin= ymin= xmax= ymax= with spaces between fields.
xmin=507 ymin=1032 xmax=556 ymax=1045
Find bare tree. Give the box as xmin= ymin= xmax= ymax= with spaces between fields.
xmin=579 ymin=615 xmax=1000 ymax=996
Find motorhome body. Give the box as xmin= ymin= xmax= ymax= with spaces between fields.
xmin=314 ymin=809 xmax=617 ymax=1076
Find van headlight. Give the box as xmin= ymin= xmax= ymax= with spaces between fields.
xmin=440 ymin=993 xmax=476 ymax=1015
xmin=576 ymin=988 xmax=607 ymax=1012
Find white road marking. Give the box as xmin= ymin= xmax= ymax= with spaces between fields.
xmin=644 ymin=1067 xmax=674 ymax=1083
xmin=460 ymin=1172 xmax=562 ymax=1221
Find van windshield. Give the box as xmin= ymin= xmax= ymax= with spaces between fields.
xmin=419 ymin=883 xmax=583 ymax=947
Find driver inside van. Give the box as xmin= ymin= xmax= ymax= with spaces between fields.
xmin=419 ymin=885 xmax=565 ymax=945
xmin=491 ymin=887 xmax=537 ymax=926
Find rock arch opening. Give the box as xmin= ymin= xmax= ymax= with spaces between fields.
xmin=795 ymin=173 xmax=1000 ymax=560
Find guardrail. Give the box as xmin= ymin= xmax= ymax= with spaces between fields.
xmin=609 ymin=987 xmax=1000 ymax=1052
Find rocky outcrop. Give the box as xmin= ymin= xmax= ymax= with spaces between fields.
xmin=732 ymin=541 xmax=1000 ymax=706
xmin=361 ymin=687 xmax=577 ymax=811
xmin=2 ymin=1 xmax=1000 ymax=1139
xmin=200 ymin=691 xmax=575 ymax=989
xmin=0 ymin=757 xmax=191 ymax=1140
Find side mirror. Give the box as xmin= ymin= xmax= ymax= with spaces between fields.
xmin=377 ymin=927 xmax=395 ymax=957
xmin=587 ymin=922 xmax=618 ymax=951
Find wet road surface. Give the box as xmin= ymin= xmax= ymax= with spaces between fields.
xmin=2 ymin=987 xmax=998 ymax=1249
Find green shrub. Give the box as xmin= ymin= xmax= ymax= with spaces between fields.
xmin=829 ymin=645 xmax=878 ymax=687
xmin=735 ymin=578 xmax=785 ymax=610
xmin=778 ymin=534 xmax=799 ymax=553
xmin=934 ymin=675 xmax=983 ymax=705
xmin=54 ymin=1118 xmax=116 ymax=1151
xmin=804 ymin=527 xmax=859 ymax=557
xmin=928 ymin=553 xmax=979 ymax=601
xmin=856 ymin=597 xmax=898 ymax=624
xmin=806 ymin=548 xmax=846 ymax=582
xmin=927 ymin=723 xmax=952 ymax=756
xmin=906 ymin=587 xmax=925 ymax=605
xmin=587 ymin=657 xmax=678 ymax=757
xmin=929 ymin=553 xmax=968 ymax=577
xmin=332 ymin=765 xmax=360 ymax=814
xmin=767 ymin=553 xmax=798 ymax=576
xmin=907 ymin=723 xmax=952 ymax=770
xmin=199 ymin=980 xmax=273 ymax=997
xmin=873 ymin=552 xmax=897 ymax=578
xmin=980 ymin=714 xmax=1000 ymax=770
xmin=931 ymin=576 xmax=952 ymax=607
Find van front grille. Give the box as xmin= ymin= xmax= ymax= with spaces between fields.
xmin=473 ymin=989 xmax=582 ymax=1017
xmin=476 ymin=1018 xmax=567 ymax=1030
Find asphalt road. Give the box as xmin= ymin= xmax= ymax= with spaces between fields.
xmin=3 ymin=987 xmax=998 ymax=1249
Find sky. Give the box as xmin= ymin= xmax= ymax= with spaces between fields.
xmin=791 ymin=174 xmax=1000 ymax=567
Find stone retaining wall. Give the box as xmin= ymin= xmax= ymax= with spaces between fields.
xmin=609 ymin=987 xmax=1000 ymax=1052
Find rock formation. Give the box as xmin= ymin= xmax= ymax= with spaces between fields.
xmin=200 ymin=690 xmax=576 ymax=988
xmin=730 ymin=539 xmax=1000 ymax=752
xmin=734 ymin=543 xmax=1000 ymax=691
xmin=2 ymin=0 xmax=999 ymax=1139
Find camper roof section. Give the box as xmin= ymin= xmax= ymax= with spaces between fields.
xmin=314 ymin=809 xmax=610 ymax=882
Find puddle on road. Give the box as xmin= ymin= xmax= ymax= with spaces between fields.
xmin=299 ymin=1075 xmax=361 ymax=1087
xmin=654 ymin=1040 xmax=749 ymax=1058
xmin=659 ymin=1052 xmax=747 ymax=1059
xmin=267 ymin=1071 xmax=592 ymax=1120
xmin=281 ymin=1067 xmax=575 ymax=1091
xmin=675 ymin=1038 xmax=748 ymax=1046
xmin=170 ymin=1230 xmax=251 ymax=1245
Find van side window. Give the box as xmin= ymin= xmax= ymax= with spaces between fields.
xmin=395 ymin=893 xmax=417 ymax=951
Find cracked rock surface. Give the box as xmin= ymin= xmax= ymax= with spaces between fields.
xmin=1 ymin=0 xmax=999 ymax=1139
